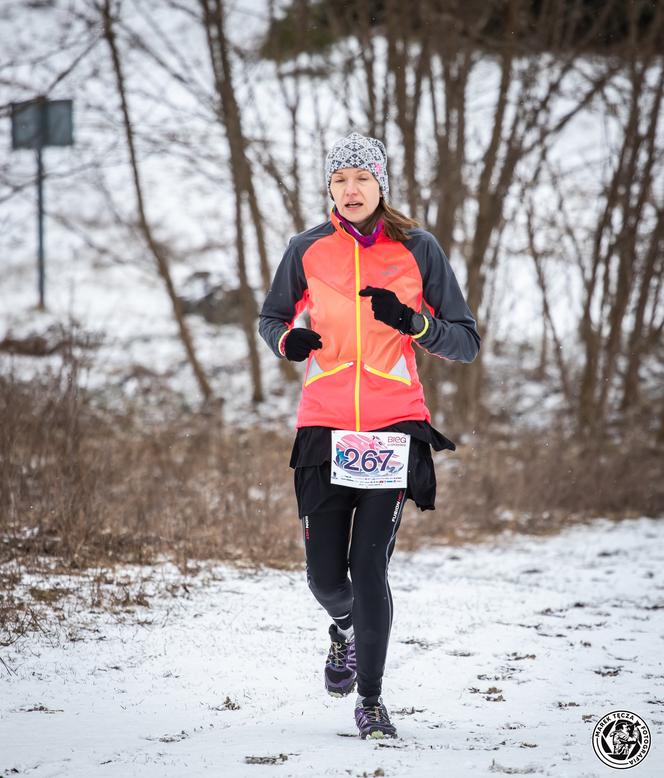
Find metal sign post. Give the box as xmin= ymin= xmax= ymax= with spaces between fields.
xmin=11 ymin=97 xmax=74 ymax=309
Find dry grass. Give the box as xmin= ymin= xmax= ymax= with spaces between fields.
xmin=405 ymin=429 xmax=664 ymax=547
xmin=0 ymin=348 xmax=298 ymax=573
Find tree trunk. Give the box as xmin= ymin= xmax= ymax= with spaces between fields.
xmin=621 ymin=207 xmax=664 ymax=410
xmin=102 ymin=0 xmax=213 ymax=403
xmin=200 ymin=0 xmax=264 ymax=404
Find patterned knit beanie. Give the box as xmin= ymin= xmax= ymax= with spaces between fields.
xmin=325 ymin=131 xmax=389 ymax=199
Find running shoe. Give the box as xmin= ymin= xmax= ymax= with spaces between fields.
xmin=354 ymin=694 xmax=398 ymax=739
xmin=324 ymin=623 xmax=357 ymax=697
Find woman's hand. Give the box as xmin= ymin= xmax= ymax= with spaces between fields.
xmin=358 ymin=286 xmax=419 ymax=334
xmin=283 ymin=327 xmax=323 ymax=361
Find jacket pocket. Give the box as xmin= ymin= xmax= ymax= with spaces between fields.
xmin=304 ymin=356 xmax=354 ymax=387
xmin=363 ymin=354 xmax=412 ymax=386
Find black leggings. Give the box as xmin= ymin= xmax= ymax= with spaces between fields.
xmin=296 ymin=465 xmax=407 ymax=698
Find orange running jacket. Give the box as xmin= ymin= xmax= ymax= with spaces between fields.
xmin=258 ymin=208 xmax=480 ymax=431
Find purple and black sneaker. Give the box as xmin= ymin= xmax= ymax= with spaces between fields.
xmin=354 ymin=695 xmax=398 ymax=739
xmin=324 ymin=623 xmax=357 ymax=697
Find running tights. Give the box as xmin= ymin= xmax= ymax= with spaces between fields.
xmin=299 ymin=483 xmax=407 ymax=699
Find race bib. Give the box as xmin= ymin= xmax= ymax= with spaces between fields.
xmin=331 ymin=430 xmax=410 ymax=489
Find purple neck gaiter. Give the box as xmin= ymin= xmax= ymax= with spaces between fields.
xmin=334 ymin=206 xmax=384 ymax=247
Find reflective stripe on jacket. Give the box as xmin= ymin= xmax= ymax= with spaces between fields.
xmin=258 ymin=208 xmax=480 ymax=431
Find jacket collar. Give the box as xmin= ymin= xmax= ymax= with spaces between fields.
xmin=330 ymin=206 xmax=384 ymax=247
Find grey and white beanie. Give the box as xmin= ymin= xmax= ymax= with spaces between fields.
xmin=325 ymin=132 xmax=389 ymax=199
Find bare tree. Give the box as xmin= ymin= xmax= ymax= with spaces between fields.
xmin=578 ymin=49 xmax=664 ymax=431
xmin=526 ymin=204 xmax=572 ymax=404
xmin=199 ymin=0 xmax=265 ymax=404
xmin=621 ymin=205 xmax=664 ymax=412
xmin=101 ymin=0 xmax=213 ymax=403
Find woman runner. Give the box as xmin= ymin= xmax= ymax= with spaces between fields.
xmin=258 ymin=132 xmax=480 ymax=739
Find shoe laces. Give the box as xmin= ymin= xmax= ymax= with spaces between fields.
xmin=327 ymin=640 xmax=348 ymax=669
xmin=362 ymin=701 xmax=387 ymax=723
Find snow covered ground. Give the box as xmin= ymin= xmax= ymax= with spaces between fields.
xmin=1 ymin=516 xmax=663 ymax=777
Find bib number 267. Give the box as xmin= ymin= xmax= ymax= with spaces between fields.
xmin=330 ymin=430 xmax=410 ymax=489
xmin=341 ymin=447 xmax=393 ymax=473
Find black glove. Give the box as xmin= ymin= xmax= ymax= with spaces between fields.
xmin=358 ymin=286 xmax=420 ymax=335
xmin=283 ymin=327 xmax=322 ymax=361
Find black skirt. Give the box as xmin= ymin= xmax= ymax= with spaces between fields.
xmin=289 ymin=421 xmax=455 ymax=515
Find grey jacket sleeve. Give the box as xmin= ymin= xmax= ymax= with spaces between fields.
xmin=410 ymin=232 xmax=481 ymax=363
xmin=258 ymin=237 xmax=308 ymax=359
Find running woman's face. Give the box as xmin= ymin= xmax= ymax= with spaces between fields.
xmin=330 ymin=167 xmax=381 ymax=224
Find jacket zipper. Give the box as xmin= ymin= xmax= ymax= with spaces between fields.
xmin=354 ymin=238 xmax=361 ymax=431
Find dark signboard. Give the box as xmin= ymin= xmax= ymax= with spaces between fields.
xmin=11 ymin=98 xmax=73 ymax=150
